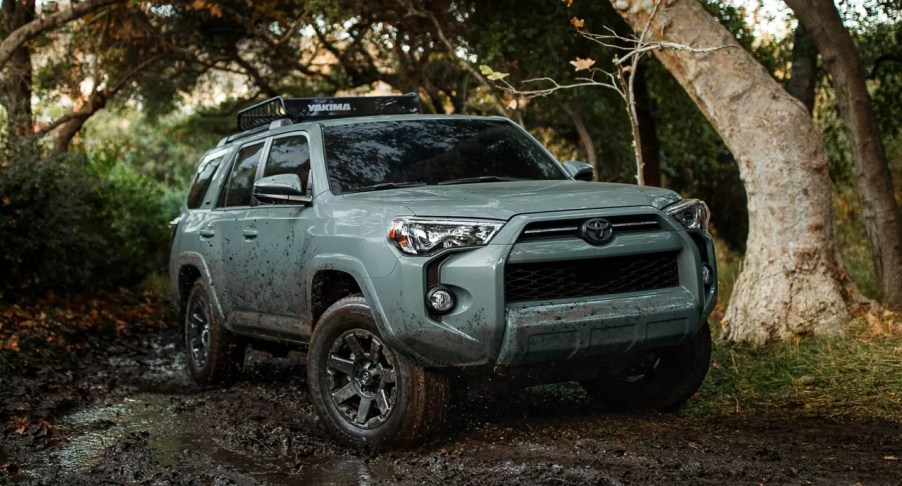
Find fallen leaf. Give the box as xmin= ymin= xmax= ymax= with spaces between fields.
xmin=570 ymin=57 xmax=596 ymax=71
xmin=570 ymin=17 xmax=585 ymax=28
xmin=3 ymin=335 xmax=19 ymax=353
xmin=884 ymin=455 xmax=898 ymax=461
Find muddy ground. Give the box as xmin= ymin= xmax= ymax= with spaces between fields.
xmin=1 ymin=326 xmax=900 ymax=485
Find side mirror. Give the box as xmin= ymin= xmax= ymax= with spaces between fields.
xmin=562 ymin=160 xmax=594 ymax=181
xmin=253 ymin=174 xmax=311 ymax=205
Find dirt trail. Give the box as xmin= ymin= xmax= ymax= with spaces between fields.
xmin=1 ymin=329 xmax=899 ymax=485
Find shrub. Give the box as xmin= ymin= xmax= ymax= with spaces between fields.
xmin=0 ymin=150 xmax=179 ymax=299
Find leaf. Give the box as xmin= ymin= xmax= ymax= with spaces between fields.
xmin=507 ymin=99 xmax=518 ymax=110
xmin=487 ymin=71 xmax=509 ymax=81
xmin=569 ymin=57 xmax=596 ymax=72
xmin=479 ymin=65 xmax=494 ymax=75
xmin=570 ymin=17 xmax=585 ymax=28
xmin=2 ymin=335 xmax=19 ymax=353
xmin=562 ymin=0 xmax=574 ymax=6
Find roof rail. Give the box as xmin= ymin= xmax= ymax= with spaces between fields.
xmin=236 ymin=93 xmax=420 ymax=131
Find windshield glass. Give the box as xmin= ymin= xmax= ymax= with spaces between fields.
xmin=323 ymin=119 xmax=566 ymax=193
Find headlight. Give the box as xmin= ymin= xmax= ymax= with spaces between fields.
xmin=664 ymin=198 xmax=710 ymax=232
xmin=388 ymin=218 xmax=504 ymax=255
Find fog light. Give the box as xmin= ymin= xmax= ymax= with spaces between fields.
xmin=426 ymin=287 xmax=455 ymax=314
xmin=701 ymin=264 xmax=713 ymax=285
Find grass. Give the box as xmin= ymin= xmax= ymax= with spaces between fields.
xmin=688 ymin=320 xmax=902 ymax=422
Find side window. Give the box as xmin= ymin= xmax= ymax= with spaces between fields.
xmin=223 ymin=142 xmax=265 ymax=207
xmin=186 ymin=154 xmax=223 ymax=209
xmin=263 ymin=135 xmax=311 ymax=193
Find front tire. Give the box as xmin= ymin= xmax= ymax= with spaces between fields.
xmin=582 ymin=322 xmax=712 ymax=412
xmin=307 ymin=296 xmax=449 ymax=450
xmin=184 ymin=280 xmax=246 ymax=386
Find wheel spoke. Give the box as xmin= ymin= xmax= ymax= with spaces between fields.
xmin=332 ymin=382 xmax=357 ymax=403
xmin=375 ymin=389 xmax=390 ymax=414
xmin=370 ymin=339 xmax=382 ymax=362
xmin=380 ymin=367 xmax=396 ymax=384
xmin=328 ymin=355 xmax=355 ymax=376
xmin=344 ymin=333 xmax=366 ymax=358
xmin=355 ymin=397 xmax=373 ymax=424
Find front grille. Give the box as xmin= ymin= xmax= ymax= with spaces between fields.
xmin=505 ymin=252 xmax=679 ymax=303
xmin=518 ymin=214 xmax=662 ymax=242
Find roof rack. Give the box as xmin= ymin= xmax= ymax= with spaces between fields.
xmin=236 ymin=93 xmax=420 ymax=131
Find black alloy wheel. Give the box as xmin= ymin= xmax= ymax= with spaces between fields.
xmin=308 ymin=295 xmax=449 ymax=449
xmin=184 ymin=280 xmax=246 ymax=386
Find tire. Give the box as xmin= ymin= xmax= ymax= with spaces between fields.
xmin=582 ymin=322 xmax=712 ymax=412
xmin=307 ymin=295 xmax=449 ymax=450
xmin=184 ymin=280 xmax=246 ymax=386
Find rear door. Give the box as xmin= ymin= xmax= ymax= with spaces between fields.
xmin=214 ymin=139 xmax=269 ymax=316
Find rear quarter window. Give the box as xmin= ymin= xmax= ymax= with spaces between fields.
xmin=186 ymin=154 xmax=225 ymax=209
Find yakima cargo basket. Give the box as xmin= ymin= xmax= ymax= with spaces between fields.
xmin=236 ymin=93 xmax=420 ymax=131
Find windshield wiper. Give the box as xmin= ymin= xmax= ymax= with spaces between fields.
xmin=438 ymin=176 xmax=525 ymax=186
xmin=347 ymin=181 xmax=427 ymax=193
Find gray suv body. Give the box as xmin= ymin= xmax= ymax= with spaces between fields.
xmin=169 ymin=94 xmax=717 ymax=449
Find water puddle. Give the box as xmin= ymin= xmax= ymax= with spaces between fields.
xmin=9 ymin=393 xmax=383 ymax=485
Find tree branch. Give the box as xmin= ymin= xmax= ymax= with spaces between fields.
xmin=0 ymin=0 xmax=125 ymax=71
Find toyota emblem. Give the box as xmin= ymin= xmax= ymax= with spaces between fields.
xmin=579 ymin=218 xmax=614 ymax=245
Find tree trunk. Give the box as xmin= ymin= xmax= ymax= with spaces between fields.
xmin=633 ymin=61 xmax=661 ymax=187
xmin=785 ymin=0 xmax=902 ymax=310
xmin=563 ymin=105 xmax=600 ymax=180
xmin=785 ymin=24 xmax=817 ymax=113
xmin=1 ymin=0 xmax=36 ymax=157
xmin=607 ymin=0 xmax=849 ymax=342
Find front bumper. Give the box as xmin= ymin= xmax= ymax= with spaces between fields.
xmin=366 ymin=207 xmax=717 ymax=368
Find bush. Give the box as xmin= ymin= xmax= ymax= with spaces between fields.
xmin=0 ymin=150 xmax=179 ymax=299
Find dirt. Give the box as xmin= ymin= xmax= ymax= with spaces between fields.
xmin=1 ymin=327 xmax=900 ymax=485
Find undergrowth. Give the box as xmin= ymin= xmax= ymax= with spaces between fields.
xmin=688 ymin=320 xmax=902 ymax=422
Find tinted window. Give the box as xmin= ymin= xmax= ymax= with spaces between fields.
xmin=186 ymin=155 xmax=223 ymax=209
xmin=323 ymin=119 xmax=565 ymax=193
xmin=262 ymin=135 xmax=311 ymax=192
xmin=223 ymin=142 xmax=265 ymax=207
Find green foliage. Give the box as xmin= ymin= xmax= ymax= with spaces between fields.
xmin=0 ymin=149 xmax=179 ymax=299
xmin=0 ymin=151 xmax=104 ymax=295
xmin=834 ymin=186 xmax=881 ymax=300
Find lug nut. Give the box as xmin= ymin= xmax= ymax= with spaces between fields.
xmin=701 ymin=264 xmax=713 ymax=285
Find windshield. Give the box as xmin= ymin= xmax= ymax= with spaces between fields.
xmin=323 ymin=119 xmax=566 ymax=193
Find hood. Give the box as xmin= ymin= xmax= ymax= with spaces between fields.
xmin=341 ymin=180 xmax=681 ymax=220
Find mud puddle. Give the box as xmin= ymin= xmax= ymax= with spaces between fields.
xmin=10 ymin=392 xmax=381 ymax=485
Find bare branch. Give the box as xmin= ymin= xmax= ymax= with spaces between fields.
xmin=482 ymin=0 xmax=735 ymax=185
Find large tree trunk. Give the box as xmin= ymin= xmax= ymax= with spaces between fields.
xmin=1 ymin=0 xmax=36 ymax=157
xmin=785 ymin=0 xmax=902 ymax=310
xmin=785 ymin=24 xmax=817 ymax=113
xmin=608 ymin=0 xmax=849 ymax=342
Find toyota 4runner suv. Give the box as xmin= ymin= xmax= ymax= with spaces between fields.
xmin=169 ymin=93 xmax=717 ymax=449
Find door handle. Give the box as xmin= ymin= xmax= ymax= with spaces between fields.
xmin=243 ymin=228 xmax=258 ymax=240
xmin=199 ymin=226 xmax=215 ymax=238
